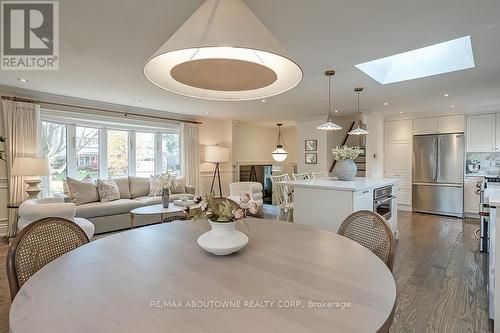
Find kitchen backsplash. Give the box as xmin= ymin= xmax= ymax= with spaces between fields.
xmin=466 ymin=152 xmax=500 ymax=175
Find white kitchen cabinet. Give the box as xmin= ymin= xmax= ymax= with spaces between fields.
xmin=464 ymin=176 xmax=483 ymax=215
xmin=413 ymin=115 xmax=464 ymax=135
xmin=414 ymin=118 xmax=438 ymax=135
xmin=385 ymin=120 xmax=413 ymax=143
xmin=467 ymin=113 xmax=496 ymax=152
xmin=384 ymin=142 xmax=412 ymax=171
xmin=352 ymin=189 xmax=374 ymax=211
xmin=438 ymin=115 xmax=464 ymax=133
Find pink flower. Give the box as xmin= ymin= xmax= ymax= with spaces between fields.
xmin=239 ymin=193 xmax=251 ymax=203
xmin=248 ymin=201 xmax=259 ymax=215
xmin=233 ymin=209 xmax=245 ymax=219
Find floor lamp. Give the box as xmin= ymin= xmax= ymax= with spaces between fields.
xmin=204 ymin=146 xmax=230 ymax=198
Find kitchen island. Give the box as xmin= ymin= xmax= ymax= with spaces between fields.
xmin=278 ymin=178 xmax=399 ymax=236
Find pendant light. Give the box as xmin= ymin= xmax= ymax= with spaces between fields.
xmin=348 ymin=87 xmax=370 ymax=135
xmin=317 ymin=70 xmax=342 ymax=130
xmin=144 ymin=0 xmax=303 ymax=101
xmin=272 ymin=124 xmax=287 ymax=162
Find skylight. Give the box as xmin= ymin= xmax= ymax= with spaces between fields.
xmin=355 ymin=36 xmax=475 ymax=84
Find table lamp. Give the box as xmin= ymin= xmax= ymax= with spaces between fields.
xmin=204 ymin=146 xmax=229 ymax=198
xmin=12 ymin=157 xmax=50 ymax=199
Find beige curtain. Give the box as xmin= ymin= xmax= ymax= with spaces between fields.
xmin=180 ymin=123 xmax=200 ymax=194
xmin=1 ymin=97 xmax=41 ymax=237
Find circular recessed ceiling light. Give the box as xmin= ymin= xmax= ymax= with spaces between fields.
xmin=399 ymin=111 xmax=403 ymax=114
xmin=17 ymin=78 xmax=29 ymax=82
xmin=451 ymin=105 xmax=455 ymax=108
xmin=444 ymin=94 xmax=449 ymax=97
xmin=384 ymin=102 xmax=388 ymax=106
xmin=134 ymin=98 xmax=142 ymax=103
xmin=261 ymin=99 xmax=266 ymax=103
xmin=144 ymin=0 xmax=302 ymax=101
xmin=334 ymin=110 xmax=339 ymax=113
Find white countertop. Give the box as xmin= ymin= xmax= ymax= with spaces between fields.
xmin=278 ymin=177 xmax=398 ymax=192
xmin=486 ymin=188 xmax=500 ymax=207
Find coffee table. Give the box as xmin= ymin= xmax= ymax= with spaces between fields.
xmin=129 ymin=203 xmax=199 ymax=228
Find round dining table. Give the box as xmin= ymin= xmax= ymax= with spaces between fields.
xmin=10 ymin=218 xmax=396 ymax=333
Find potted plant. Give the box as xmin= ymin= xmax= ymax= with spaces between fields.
xmin=332 ymin=146 xmax=364 ymax=181
xmin=186 ymin=193 xmax=259 ymax=255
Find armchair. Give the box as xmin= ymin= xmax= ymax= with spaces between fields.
xmin=18 ymin=198 xmax=95 ymax=240
xmin=228 ymin=182 xmax=264 ymax=215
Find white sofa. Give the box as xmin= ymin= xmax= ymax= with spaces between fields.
xmin=70 ymin=176 xmax=195 ymax=234
xmin=18 ymin=198 xmax=95 ymax=240
xmin=228 ymin=182 xmax=264 ymax=211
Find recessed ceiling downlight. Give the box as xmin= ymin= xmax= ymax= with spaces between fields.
xmin=144 ymin=0 xmax=302 ymax=101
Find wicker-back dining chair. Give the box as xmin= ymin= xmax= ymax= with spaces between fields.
xmin=6 ymin=217 xmax=90 ymax=300
xmin=337 ymin=210 xmax=396 ymax=272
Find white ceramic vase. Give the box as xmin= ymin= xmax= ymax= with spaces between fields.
xmin=334 ymin=159 xmax=357 ymax=181
xmin=197 ymin=221 xmax=249 ymax=256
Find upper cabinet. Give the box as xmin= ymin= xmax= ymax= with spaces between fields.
xmin=385 ymin=119 xmax=413 ymax=143
xmin=413 ymin=115 xmax=464 ymax=135
xmin=466 ymin=113 xmax=496 ymax=152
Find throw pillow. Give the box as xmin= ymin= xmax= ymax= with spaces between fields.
xmin=66 ymin=176 xmax=100 ymax=205
xmin=170 ymin=175 xmax=187 ymax=194
xmin=148 ymin=174 xmax=171 ymax=197
xmin=96 ymin=179 xmax=120 ymax=202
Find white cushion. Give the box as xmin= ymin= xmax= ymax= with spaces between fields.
xmin=149 ymin=174 xmax=171 ymax=197
xmin=129 ymin=176 xmax=150 ymax=198
xmin=74 ymin=217 xmax=95 ymax=240
xmin=66 ymin=176 xmax=100 ymax=205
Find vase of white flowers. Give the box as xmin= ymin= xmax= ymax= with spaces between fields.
xmin=186 ymin=194 xmax=259 ymax=255
xmin=332 ymin=146 xmax=364 ymax=181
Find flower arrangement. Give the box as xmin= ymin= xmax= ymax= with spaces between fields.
xmin=185 ymin=193 xmax=259 ymax=223
xmin=332 ymin=146 xmax=363 ymax=161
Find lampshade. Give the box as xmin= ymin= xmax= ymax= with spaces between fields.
xmin=272 ymin=146 xmax=287 ymax=162
xmin=143 ymin=0 xmax=302 ymax=101
xmin=204 ymin=146 xmax=230 ymax=163
xmin=12 ymin=157 xmax=50 ymax=176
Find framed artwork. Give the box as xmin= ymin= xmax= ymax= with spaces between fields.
xmin=305 ymin=139 xmax=317 ymax=151
xmin=305 ymin=153 xmax=317 ymax=164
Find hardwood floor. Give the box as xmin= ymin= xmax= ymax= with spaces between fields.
xmin=0 ymin=210 xmax=492 ymax=332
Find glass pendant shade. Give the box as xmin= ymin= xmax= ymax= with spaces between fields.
xmin=348 ymin=87 xmax=369 ymax=135
xmin=318 ymin=70 xmax=342 ymax=130
xmin=317 ymin=119 xmax=343 ymax=131
xmin=272 ymin=124 xmax=287 ymax=162
xmin=348 ymin=127 xmax=370 ymax=135
xmin=272 ymin=145 xmax=288 ymax=162
xmin=144 ymin=0 xmax=302 ymax=101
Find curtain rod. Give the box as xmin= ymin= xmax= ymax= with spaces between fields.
xmin=1 ymin=95 xmax=202 ymax=125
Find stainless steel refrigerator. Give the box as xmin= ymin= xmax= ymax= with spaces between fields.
xmin=412 ymin=133 xmax=464 ymax=218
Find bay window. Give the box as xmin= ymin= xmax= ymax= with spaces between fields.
xmin=40 ymin=116 xmax=180 ymax=195
xmin=107 ymin=130 xmax=129 ymax=177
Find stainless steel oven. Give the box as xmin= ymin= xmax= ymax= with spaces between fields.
xmin=373 ymin=186 xmax=395 ymax=220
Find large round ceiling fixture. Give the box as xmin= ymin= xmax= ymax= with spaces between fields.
xmin=144 ymin=0 xmax=303 ymax=101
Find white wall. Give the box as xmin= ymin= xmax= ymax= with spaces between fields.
xmin=198 ymin=118 xmax=234 ymax=197
xmin=296 ymin=117 xmax=328 ymax=173
xmin=198 ymin=120 xmax=298 ymax=196
xmin=296 ymin=115 xmax=359 ymax=174
xmin=365 ymin=112 xmax=385 ymax=178
xmin=233 ymin=123 xmax=297 ymax=175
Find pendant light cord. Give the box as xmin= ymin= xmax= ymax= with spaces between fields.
xmin=328 ymin=75 xmax=332 ymax=120
xmin=276 ymin=125 xmax=286 ymax=147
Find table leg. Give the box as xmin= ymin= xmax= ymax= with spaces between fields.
xmin=130 ymin=213 xmax=135 ymax=229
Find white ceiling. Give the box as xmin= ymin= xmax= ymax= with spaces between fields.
xmin=1 ymin=0 xmax=500 ymax=125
